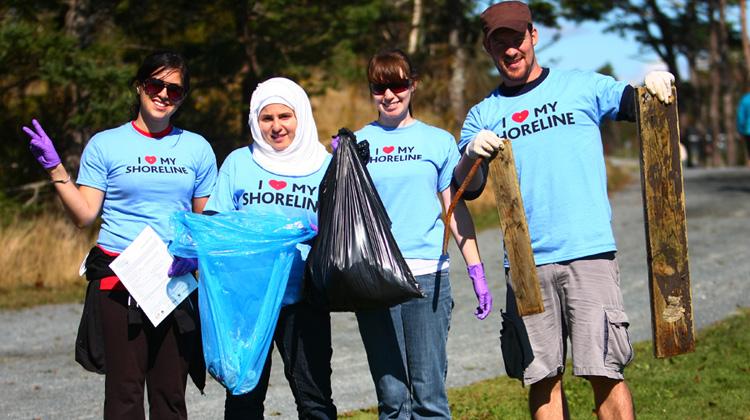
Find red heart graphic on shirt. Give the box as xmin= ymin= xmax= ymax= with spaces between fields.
xmin=145 ymin=156 xmax=157 ymax=164
xmin=512 ymin=110 xmax=529 ymax=123
xmin=383 ymin=146 xmax=395 ymax=154
xmin=269 ymin=180 xmax=287 ymax=190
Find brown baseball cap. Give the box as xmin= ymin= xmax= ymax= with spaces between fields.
xmin=480 ymin=1 xmax=532 ymax=40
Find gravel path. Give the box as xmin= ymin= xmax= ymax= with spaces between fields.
xmin=2 ymin=166 xmax=749 ymax=419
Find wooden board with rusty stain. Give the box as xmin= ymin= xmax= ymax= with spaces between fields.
xmin=488 ymin=141 xmax=544 ymax=316
xmin=635 ymin=86 xmax=695 ymax=358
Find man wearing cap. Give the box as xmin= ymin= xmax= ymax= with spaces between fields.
xmin=453 ymin=1 xmax=675 ymax=419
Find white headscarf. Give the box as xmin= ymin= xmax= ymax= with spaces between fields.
xmin=248 ymin=77 xmax=328 ymax=176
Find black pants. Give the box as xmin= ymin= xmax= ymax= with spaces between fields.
xmin=224 ymin=300 xmax=337 ymax=420
xmin=99 ymin=290 xmax=196 ymax=420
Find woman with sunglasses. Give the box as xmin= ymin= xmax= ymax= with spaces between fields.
xmin=353 ymin=49 xmax=491 ymax=418
xmin=22 ymin=51 xmax=216 ymax=420
xmin=203 ymin=77 xmax=336 ymax=419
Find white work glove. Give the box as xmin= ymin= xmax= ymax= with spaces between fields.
xmin=644 ymin=70 xmax=675 ymax=104
xmin=465 ymin=130 xmax=504 ymax=159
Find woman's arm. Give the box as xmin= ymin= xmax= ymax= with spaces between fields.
xmin=23 ymin=120 xmax=104 ymax=227
xmin=441 ymin=186 xmax=493 ymax=320
xmin=440 ymin=186 xmax=480 ymax=265
xmin=192 ymin=196 xmax=209 ymax=213
xmin=47 ymin=164 xmax=104 ymax=228
xmin=168 ymin=195 xmax=207 ymax=277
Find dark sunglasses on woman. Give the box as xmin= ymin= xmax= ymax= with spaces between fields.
xmin=369 ymin=80 xmax=411 ymax=96
xmin=142 ymin=78 xmax=186 ymax=102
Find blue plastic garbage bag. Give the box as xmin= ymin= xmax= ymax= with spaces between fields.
xmin=169 ymin=209 xmax=315 ymax=395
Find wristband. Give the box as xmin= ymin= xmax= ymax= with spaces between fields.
xmin=50 ymin=175 xmax=71 ymax=184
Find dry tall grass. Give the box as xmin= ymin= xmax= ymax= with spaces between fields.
xmin=310 ymin=85 xmax=634 ymax=235
xmin=3 ymin=86 xmax=498 ymax=297
xmin=3 ymin=83 xmax=636 ymax=307
xmin=1 ymin=87 xmax=524 ymax=297
xmin=311 ymin=84 xmax=461 ymax=147
xmin=0 ymin=211 xmax=95 ymax=291
xmin=311 ymin=84 xmax=375 ymax=143
xmin=311 ymin=84 xmax=499 ymax=223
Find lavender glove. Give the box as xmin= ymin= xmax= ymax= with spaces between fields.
xmin=22 ymin=119 xmax=62 ymax=169
xmin=468 ymin=263 xmax=493 ymax=320
xmin=168 ymin=256 xmax=198 ymax=277
xmin=331 ymin=135 xmax=340 ymax=150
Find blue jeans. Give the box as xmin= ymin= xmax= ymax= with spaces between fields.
xmin=356 ymin=269 xmax=453 ymax=419
xmin=224 ymin=300 xmax=336 ymax=420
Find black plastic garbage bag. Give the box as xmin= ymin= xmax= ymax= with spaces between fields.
xmin=305 ymin=128 xmax=424 ymax=311
xmin=500 ymin=310 xmax=534 ymax=380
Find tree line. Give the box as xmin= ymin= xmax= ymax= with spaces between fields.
xmin=2 ymin=0 xmax=749 ymax=205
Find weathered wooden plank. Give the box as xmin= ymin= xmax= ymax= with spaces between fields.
xmin=488 ymin=141 xmax=544 ymax=316
xmin=635 ymin=86 xmax=696 ymax=358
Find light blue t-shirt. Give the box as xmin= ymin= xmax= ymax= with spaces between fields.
xmin=204 ymin=145 xmax=331 ymax=305
xmin=459 ymin=69 xmax=629 ymax=265
xmin=77 ymin=122 xmax=217 ymax=253
xmin=356 ymin=120 xmax=460 ymax=261
xmin=737 ymin=93 xmax=750 ymax=136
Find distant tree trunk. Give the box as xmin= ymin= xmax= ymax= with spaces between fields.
xmin=687 ymin=57 xmax=709 ymax=166
xmin=718 ymin=0 xmax=736 ymax=165
xmin=407 ymin=0 xmax=422 ymax=54
xmin=448 ymin=0 xmax=467 ymax=131
xmin=64 ymin=0 xmax=99 ymax=171
xmin=642 ymin=0 xmax=682 ymax=80
xmin=681 ymin=0 xmax=706 ymax=166
xmin=236 ymin=1 xmax=262 ymax=144
xmin=708 ymin=0 xmax=724 ymax=166
xmin=741 ymin=0 xmax=750 ymax=75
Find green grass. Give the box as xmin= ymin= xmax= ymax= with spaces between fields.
xmin=470 ymin=205 xmax=502 ymax=233
xmin=343 ymin=308 xmax=750 ymax=419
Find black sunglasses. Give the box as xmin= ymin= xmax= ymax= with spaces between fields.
xmin=369 ymin=80 xmax=412 ymax=95
xmin=142 ymin=78 xmax=187 ymax=102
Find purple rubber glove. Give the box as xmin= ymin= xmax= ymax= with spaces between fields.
xmin=22 ymin=119 xmax=62 ymax=169
xmin=331 ymin=135 xmax=340 ymax=150
xmin=168 ymin=256 xmax=198 ymax=277
xmin=468 ymin=263 xmax=493 ymax=320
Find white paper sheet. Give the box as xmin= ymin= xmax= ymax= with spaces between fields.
xmin=109 ymin=226 xmax=197 ymax=326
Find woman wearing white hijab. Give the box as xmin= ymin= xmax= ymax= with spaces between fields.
xmin=203 ymin=77 xmax=336 ymax=419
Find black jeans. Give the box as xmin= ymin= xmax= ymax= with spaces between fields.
xmin=99 ymin=290 xmax=196 ymax=420
xmin=224 ymin=300 xmax=337 ymax=420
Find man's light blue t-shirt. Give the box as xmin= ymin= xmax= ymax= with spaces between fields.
xmin=356 ymin=120 xmax=460 ymax=261
xmin=77 ymin=122 xmax=217 ymax=253
xmin=459 ymin=69 xmax=629 ymax=265
xmin=205 ymin=145 xmax=331 ymax=305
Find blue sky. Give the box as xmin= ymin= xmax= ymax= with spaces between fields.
xmin=533 ymin=21 xmax=668 ymax=84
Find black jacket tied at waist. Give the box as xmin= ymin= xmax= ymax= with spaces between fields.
xmin=75 ymin=245 xmax=206 ymax=393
